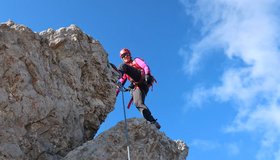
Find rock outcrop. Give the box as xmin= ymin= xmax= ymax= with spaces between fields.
xmin=0 ymin=21 xmax=116 ymax=160
xmin=64 ymin=118 xmax=188 ymax=160
xmin=0 ymin=21 xmax=188 ymax=160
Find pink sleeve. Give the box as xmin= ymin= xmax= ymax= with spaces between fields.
xmin=134 ymin=58 xmax=150 ymax=75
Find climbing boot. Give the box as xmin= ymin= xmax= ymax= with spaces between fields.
xmin=151 ymin=121 xmax=161 ymax=129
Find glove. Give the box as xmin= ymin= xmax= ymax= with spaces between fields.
xmin=116 ymin=81 xmax=122 ymax=88
xmin=128 ymin=83 xmax=135 ymax=90
xmin=145 ymin=74 xmax=155 ymax=86
xmin=145 ymin=74 xmax=149 ymax=83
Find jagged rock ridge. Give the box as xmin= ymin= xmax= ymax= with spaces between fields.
xmin=64 ymin=118 xmax=188 ymax=160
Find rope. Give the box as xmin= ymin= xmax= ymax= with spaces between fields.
xmin=121 ymin=88 xmax=131 ymax=160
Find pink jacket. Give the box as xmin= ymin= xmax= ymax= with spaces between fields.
xmin=119 ymin=58 xmax=150 ymax=84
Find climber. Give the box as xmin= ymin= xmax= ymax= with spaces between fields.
xmin=117 ymin=48 xmax=161 ymax=129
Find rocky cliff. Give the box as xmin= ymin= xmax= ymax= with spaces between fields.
xmin=0 ymin=21 xmax=188 ymax=160
xmin=64 ymin=118 xmax=188 ymax=160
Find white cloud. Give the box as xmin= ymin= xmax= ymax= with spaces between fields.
xmin=226 ymin=143 xmax=240 ymax=156
xmin=274 ymin=149 xmax=280 ymax=160
xmin=191 ymin=139 xmax=241 ymax=156
xmin=180 ymin=0 xmax=280 ymax=159
xmin=190 ymin=139 xmax=220 ymax=151
xmin=183 ymin=86 xmax=212 ymax=109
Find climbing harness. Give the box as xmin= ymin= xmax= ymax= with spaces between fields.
xmin=127 ymin=97 xmax=133 ymax=109
xmin=120 ymin=87 xmax=131 ymax=160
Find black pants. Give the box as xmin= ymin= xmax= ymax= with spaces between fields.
xmin=118 ymin=63 xmax=156 ymax=122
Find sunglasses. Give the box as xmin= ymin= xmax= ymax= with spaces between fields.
xmin=121 ymin=53 xmax=130 ymax=59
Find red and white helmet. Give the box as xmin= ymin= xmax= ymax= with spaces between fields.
xmin=120 ymin=48 xmax=131 ymax=58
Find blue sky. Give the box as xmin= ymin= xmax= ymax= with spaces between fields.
xmin=1 ymin=0 xmax=280 ymax=160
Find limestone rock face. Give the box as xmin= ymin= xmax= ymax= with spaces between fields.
xmin=0 ymin=21 xmax=116 ymax=160
xmin=64 ymin=118 xmax=189 ymax=160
